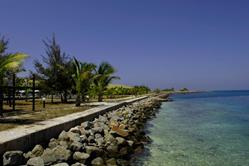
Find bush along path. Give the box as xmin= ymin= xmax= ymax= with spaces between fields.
xmin=3 ymin=97 xmax=164 ymax=166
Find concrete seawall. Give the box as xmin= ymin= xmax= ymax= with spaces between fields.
xmin=0 ymin=96 xmax=148 ymax=158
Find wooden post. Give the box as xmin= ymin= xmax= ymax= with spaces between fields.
xmin=32 ymin=74 xmax=35 ymax=111
xmin=12 ymin=74 xmax=16 ymax=112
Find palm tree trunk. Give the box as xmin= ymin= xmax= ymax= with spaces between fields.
xmin=98 ymin=93 xmax=103 ymax=102
xmin=75 ymin=94 xmax=81 ymax=107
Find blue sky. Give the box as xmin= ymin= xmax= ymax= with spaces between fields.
xmin=0 ymin=0 xmax=249 ymax=90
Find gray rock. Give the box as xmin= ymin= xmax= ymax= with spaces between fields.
xmin=27 ymin=157 xmax=44 ymax=166
xmin=59 ymin=141 xmax=69 ymax=149
xmin=96 ymin=137 xmax=105 ymax=146
xmin=106 ymin=144 xmax=118 ymax=156
xmin=3 ymin=150 xmax=25 ymax=166
xmin=98 ymin=115 xmax=108 ymax=123
xmin=69 ymin=141 xmax=83 ymax=151
xmin=71 ymin=162 xmax=86 ymax=166
xmin=117 ymin=159 xmax=129 ymax=166
xmin=69 ymin=127 xmax=81 ymax=134
xmin=119 ymin=147 xmax=128 ymax=156
xmin=49 ymin=138 xmax=59 ymax=149
xmin=41 ymin=146 xmax=71 ymax=165
xmin=87 ymin=135 xmax=95 ymax=143
xmin=81 ymin=121 xmax=91 ymax=129
xmin=116 ymin=137 xmax=126 ymax=146
xmin=58 ymin=131 xmax=69 ymax=141
xmin=106 ymin=158 xmax=117 ymax=166
xmin=85 ymin=146 xmax=102 ymax=156
xmin=80 ymin=135 xmax=88 ymax=142
xmin=127 ymin=140 xmax=134 ymax=147
xmin=91 ymin=157 xmax=104 ymax=166
xmin=24 ymin=151 xmax=35 ymax=160
xmin=32 ymin=145 xmax=44 ymax=157
xmin=73 ymin=152 xmax=89 ymax=163
xmin=95 ymin=133 xmax=102 ymax=139
xmin=58 ymin=131 xmax=80 ymax=142
xmin=52 ymin=163 xmax=69 ymax=166
xmin=53 ymin=146 xmax=71 ymax=162
xmin=92 ymin=127 xmax=104 ymax=134
xmin=41 ymin=148 xmax=56 ymax=165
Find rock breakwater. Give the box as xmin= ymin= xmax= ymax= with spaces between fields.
xmin=3 ymin=96 xmax=165 ymax=166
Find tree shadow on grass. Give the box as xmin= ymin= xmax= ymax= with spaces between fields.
xmin=0 ymin=118 xmax=40 ymax=125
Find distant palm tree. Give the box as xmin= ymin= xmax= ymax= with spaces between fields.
xmin=93 ymin=62 xmax=120 ymax=102
xmin=72 ymin=57 xmax=96 ymax=106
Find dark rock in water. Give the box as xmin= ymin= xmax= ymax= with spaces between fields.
xmin=3 ymin=150 xmax=26 ymax=166
xmin=71 ymin=162 xmax=86 ymax=166
xmin=27 ymin=157 xmax=44 ymax=166
xmin=73 ymin=152 xmax=90 ymax=163
xmin=134 ymin=146 xmax=144 ymax=154
xmin=32 ymin=145 xmax=44 ymax=157
xmin=106 ymin=158 xmax=117 ymax=166
xmin=52 ymin=163 xmax=69 ymax=166
xmin=69 ymin=141 xmax=84 ymax=151
xmin=119 ymin=147 xmax=128 ymax=156
xmin=91 ymin=157 xmax=104 ymax=166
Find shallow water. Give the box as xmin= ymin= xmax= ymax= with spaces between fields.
xmin=133 ymin=91 xmax=249 ymax=166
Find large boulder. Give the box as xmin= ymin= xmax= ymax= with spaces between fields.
xmin=73 ymin=152 xmax=90 ymax=163
xmin=32 ymin=145 xmax=44 ymax=157
xmin=27 ymin=157 xmax=44 ymax=166
xmin=3 ymin=151 xmax=25 ymax=166
xmin=41 ymin=146 xmax=71 ymax=165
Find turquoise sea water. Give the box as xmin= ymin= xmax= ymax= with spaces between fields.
xmin=133 ymin=91 xmax=249 ymax=166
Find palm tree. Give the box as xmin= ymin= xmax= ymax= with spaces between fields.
xmin=93 ymin=62 xmax=120 ymax=102
xmin=72 ymin=57 xmax=96 ymax=106
xmin=0 ymin=53 xmax=28 ymax=84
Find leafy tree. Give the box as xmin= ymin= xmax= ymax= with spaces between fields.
xmin=72 ymin=57 xmax=96 ymax=106
xmin=0 ymin=35 xmax=28 ymax=115
xmin=93 ymin=62 xmax=120 ymax=102
xmin=34 ymin=35 xmax=73 ymax=103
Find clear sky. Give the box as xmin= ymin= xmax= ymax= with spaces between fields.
xmin=0 ymin=0 xmax=249 ymax=90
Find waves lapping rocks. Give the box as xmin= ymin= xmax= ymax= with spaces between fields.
xmin=3 ymin=97 xmax=164 ymax=166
